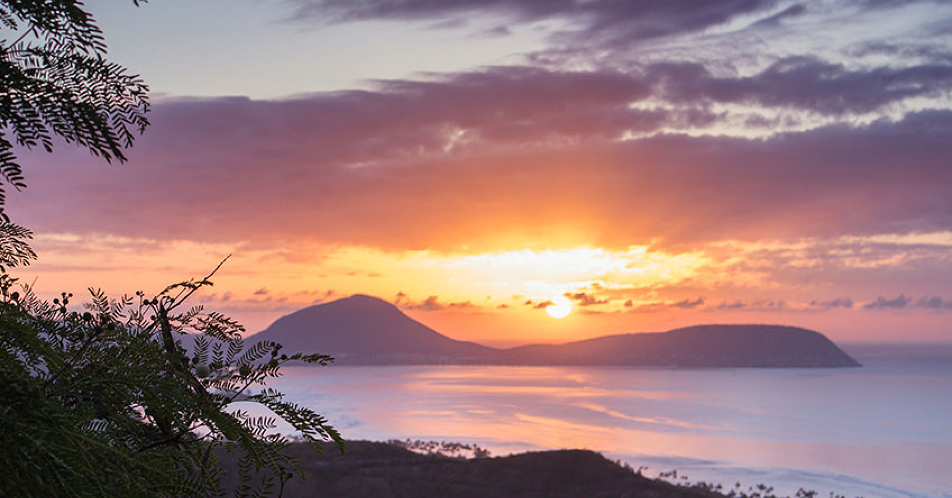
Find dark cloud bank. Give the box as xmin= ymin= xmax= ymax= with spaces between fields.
xmin=864 ymin=294 xmax=952 ymax=310
xmin=290 ymin=0 xmax=778 ymax=39
xmin=13 ymin=0 xmax=952 ymax=252
xmin=288 ymin=0 xmax=940 ymax=45
xmin=12 ymin=62 xmax=952 ymax=251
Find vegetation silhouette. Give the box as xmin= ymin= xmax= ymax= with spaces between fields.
xmin=1 ymin=245 xmax=344 ymax=496
xmin=216 ymin=439 xmax=845 ymax=498
xmin=0 ymin=0 xmax=150 ymax=219
xmin=0 ymin=2 xmax=343 ymax=496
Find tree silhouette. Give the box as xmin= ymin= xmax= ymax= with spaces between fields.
xmin=1 ymin=240 xmax=344 ymax=497
xmin=0 ymin=0 xmax=150 ymax=219
xmin=0 ymin=2 xmax=344 ymax=496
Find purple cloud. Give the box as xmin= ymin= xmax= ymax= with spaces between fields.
xmin=861 ymin=295 xmax=952 ymax=311
xmin=565 ymin=292 xmax=609 ymax=306
xmin=8 ymin=67 xmax=952 ymax=252
xmin=863 ymin=294 xmax=911 ymax=310
xmin=290 ymin=0 xmax=779 ymax=42
xmin=400 ymin=295 xmax=475 ymax=311
xmin=671 ymin=297 xmax=705 ymax=309
xmin=647 ymin=58 xmax=952 ymax=115
xmin=915 ymin=296 xmax=952 ymax=310
xmin=810 ymin=298 xmax=853 ymax=309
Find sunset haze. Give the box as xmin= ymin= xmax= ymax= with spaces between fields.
xmin=10 ymin=0 xmax=952 ymax=345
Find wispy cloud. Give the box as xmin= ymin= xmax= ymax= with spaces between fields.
xmin=288 ymin=0 xmax=780 ymax=43
xmin=395 ymin=293 xmax=476 ymax=311
xmin=809 ymin=298 xmax=853 ymax=310
xmin=646 ymin=58 xmax=952 ymax=116
xmin=564 ymin=292 xmax=609 ymax=307
xmin=863 ymin=294 xmax=912 ymax=310
xmin=863 ymin=294 xmax=952 ymax=311
xmin=14 ymin=94 xmax=952 ymax=253
xmin=916 ymin=295 xmax=952 ymax=310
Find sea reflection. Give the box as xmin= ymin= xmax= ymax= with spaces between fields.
xmin=247 ymin=361 xmax=952 ymax=497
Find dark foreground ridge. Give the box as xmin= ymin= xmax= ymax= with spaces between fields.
xmin=251 ymin=294 xmax=860 ymax=367
xmin=218 ymin=441 xmax=725 ymax=498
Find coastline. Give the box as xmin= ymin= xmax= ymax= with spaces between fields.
xmin=251 ymin=358 xmax=951 ymax=498
xmin=216 ymin=440 xmax=939 ymax=498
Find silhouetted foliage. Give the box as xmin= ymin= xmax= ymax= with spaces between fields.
xmin=386 ymin=439 xmax=492 ymax=459
xmin=0 ymin=226 xmax=344 ymax=497
xmin=0 ymin=3 xmax=347 ymax=496
xmin=0 ymin=2 xmax=349 ymax=496
xmin=0 ymin=0 xmax=150 ymax=219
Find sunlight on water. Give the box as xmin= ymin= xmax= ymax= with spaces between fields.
xmin=247 ymin=357 xmax=952 ymax=498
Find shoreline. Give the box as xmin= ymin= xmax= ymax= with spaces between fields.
xmin=216 ymin=439 xmax=937 ymax=498
xmin=255 ymin=360 xmax=951 ymax=498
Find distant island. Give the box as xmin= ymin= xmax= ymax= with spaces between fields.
xmin=249 ymin=295 xmax=860 ymax=368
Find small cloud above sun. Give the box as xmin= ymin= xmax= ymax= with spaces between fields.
xmin=545 ymin=296 xmax=572 ymax=319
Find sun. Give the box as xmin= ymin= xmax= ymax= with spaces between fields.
xmin=545 ymin=296 xmax=572 ymax=319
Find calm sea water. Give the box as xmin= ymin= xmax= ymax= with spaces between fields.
xmin=250 ymin=346 xmax=952 ymax=498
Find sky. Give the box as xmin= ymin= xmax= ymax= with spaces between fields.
xmin=8 ymin=0 xmax=952 ymax=345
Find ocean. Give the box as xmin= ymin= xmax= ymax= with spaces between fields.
xmin=251 ymin=344 xmax=952 ymax=497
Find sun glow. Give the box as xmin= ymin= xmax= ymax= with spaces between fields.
xmin=545 ymin=296 xmax=572 ymax=319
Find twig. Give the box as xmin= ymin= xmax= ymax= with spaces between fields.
xmin=164 ymin=254 xmax=231 ymax=313
xmin=5 ymin=26 xmax=37 ymax=50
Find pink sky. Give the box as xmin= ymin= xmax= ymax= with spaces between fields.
xmin=9 ymin=0 xmax=952 ymax=344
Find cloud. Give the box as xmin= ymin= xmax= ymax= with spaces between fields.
xmin=857 ymin=0 xmax=946 ymax=9
xmin=849 ymin=41 xmax=952 ymax=65
xmin=915 ymin=295 xmax=952 ymax=310
xmin=860 ymin=294 xmax=952 ymax=311
xmin=564 ymin=292 xmax=609 ymax=306
xmin=712 ymin=299 xmax=786 ymax=311
xmin=415 ymin=295 xmax=444 ymax=311
xmin=288 ymin=0 xmax=779 ymax=42
xmin=620 ymin=294 xmax=872 ymax=313
xmin=670 ymin=297 xmax=705 ymax=309
xmin=198 ymin=288 xmax=334 ymax=316
xmin=399 ymin=295 xmax=475 ymax=311
xmin=751 ymin=3 xmax=807 ymax=27
xmin=11 ymin=68 xmax=952 ymax=253
xmin=286 ymin=0 xmax=952 ymax=80
xmin=646 ymin=57 xmax=952 ymax=115
xmin=620 ymin=296 xmax=707 ymax=313
xmin=863 ymin=294 xmax=911 ymax=310
xmin=287 ymin=0 xmax=947 ymax=42
xmin=809 ymin=297 xmax=853 ymax=309
xmin=552 ymin=292 xmax=952 ymax=313
xmin=716 ymin=300 xmax=747 ymax=310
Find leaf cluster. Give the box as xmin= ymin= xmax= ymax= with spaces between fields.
xmin=0 ymin=0 xmax=150 ymax=218
xmin=0 ymin=224 xmax=344 ymax=497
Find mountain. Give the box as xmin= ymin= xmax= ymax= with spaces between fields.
xmin=497 ymin=325 xmax=861 ymax=368
xmin=250 ymin=294 xmax=496 ymax=364
xmin=250 ymin=295 xmax=860 ymax=368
